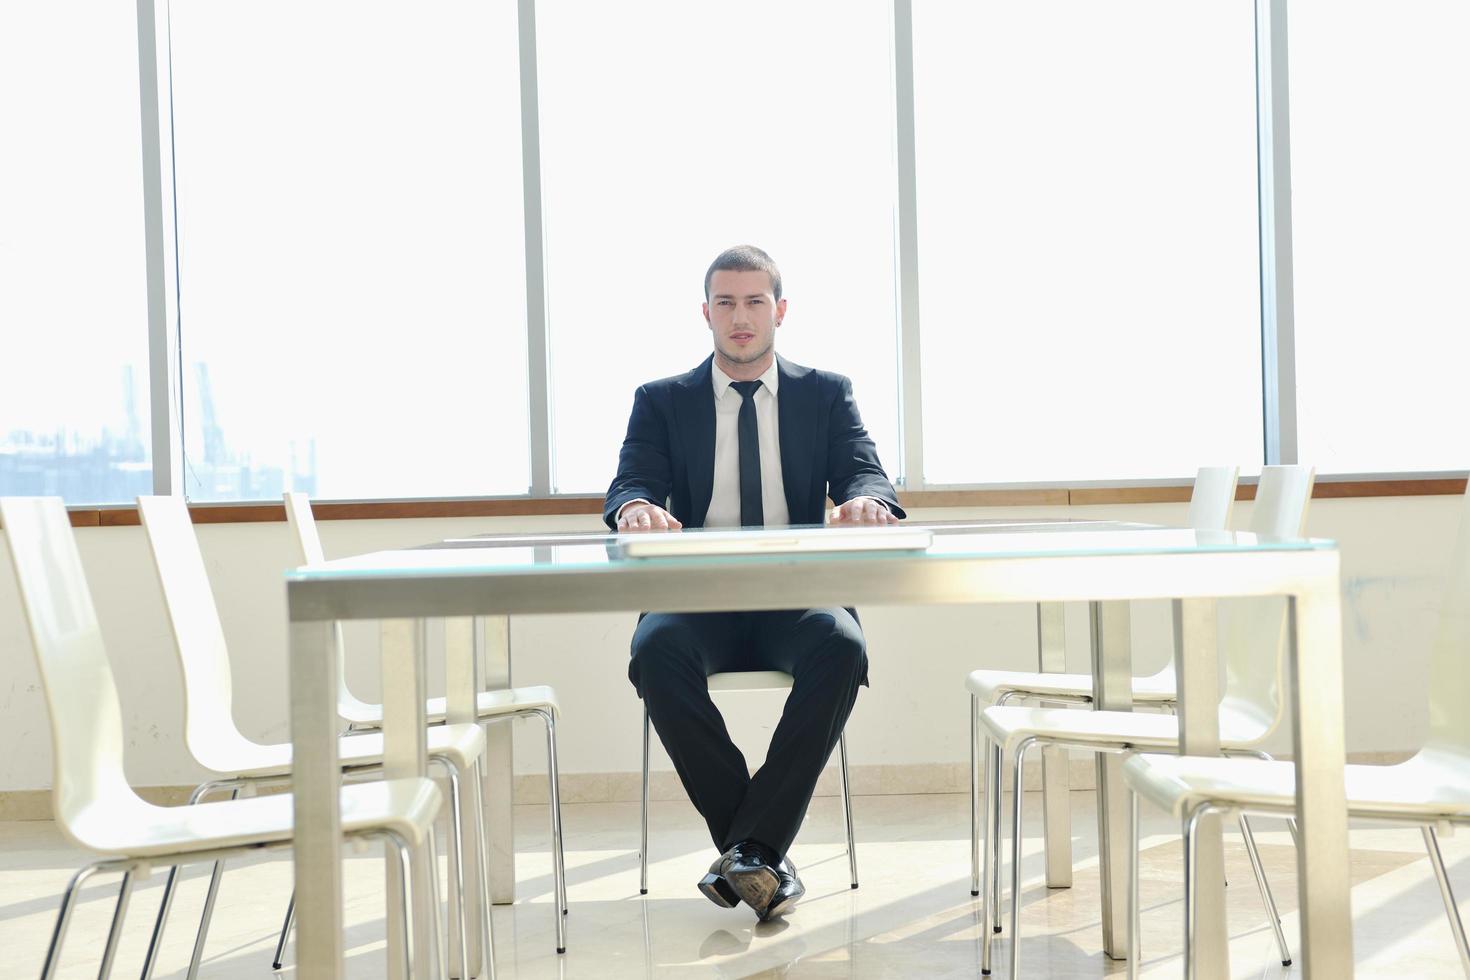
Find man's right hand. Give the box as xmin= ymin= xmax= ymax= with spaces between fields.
xmin=616 ymin=502 xmax=683 ymax=533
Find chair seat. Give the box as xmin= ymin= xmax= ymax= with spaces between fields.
xmin=67 ymin=777 xmax=442 ymax=859
xmin=347 ymin=685 xmax=560 ymax=729
xmin=979 ymin=704 xmax=1271 ymax=754
xmin=1124 ymin=750 xmax=1470 ymax=822
xmin=708 ymin=671 xmax=793 ymax=693
xmin=207 ymin=722 xmax=485 ymax=780
xmin=966 ymin=667 xmax=1178 ymax=705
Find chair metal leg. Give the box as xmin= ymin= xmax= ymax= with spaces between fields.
xmin=1182 ymin=804 xmax=1209 ymax=980
xmin=1008 ymin=738 xmax=1033 ymax=980
xmin=990 ymin=739 xmax=1003 ymax=935
xmin=1127 ymin=790 xmax=1140 ymax=980
xmin=443 ymin=764 xmax=471 ymax=979
xmin=384 ymin=832 xmax=417 ymax=980
xmin=141 ymin=865 xmax=182 ymax=978
xmin=640 ymin=703 xmax=651 ymax=896
xmin=538 ymin=711 xmax=569 ymax=916
xmin=971 ymin=694 xmax=981 ymax=897
xmin=1238 ymin=813 xmax=1291 ymax=965
xmin=141 ymin=779 xmax=240 ymax=980
xmin=838 ymin=729 xmax=858 ymax=889
xmin=39 ymin=864 xmax=104 ymax=980
xmin=1247 ymin=754 xmax=1302 ymax=849
xmin=1230 ymin=748 xmax=1303 ymax=846
xmin=185 ymin=779 xmax=240 ymax=806
xmin=981 ymin=737 xmax=1003 ymax=975
xmin=471 ymin=760 xmax=498 ymax=980
xmin=186 ymin=862 xmax=225 ymax=980
xmin=272 ymin=893 xmax=295 ymax=970
xmin=98 ymin=870 xmax=135 ymax=980
xmin=1423 ymin=825 xmax=1470 ymax=977
xmin=187 ymin=786 xmax=241 ymax=979
xmin=533 ymin=709 xmax=567 ymax=952
xmin=425 ymin=826 xmax=448 ymax=980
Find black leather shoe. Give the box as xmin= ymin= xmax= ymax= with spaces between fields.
xmin=757 ymin=857 xmax=804 ymax=921
xmin=703 ymin=841 xmax=780 ymax=912
xmin=697 ymin=855 xmax=739 ymax=908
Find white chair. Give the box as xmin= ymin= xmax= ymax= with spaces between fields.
xmin=977 ymin=465 xmax=1315 ymax=978
xmin=639 ymin=670 xmax=858 ymax=893
xmin=134 ymin=494 xmax=491 ymax=976
xmin=1124 ymin=477 xmax=1470 ymax=979
xmin=966 ymin=467 xmax=1240 ymax=713
xmin=966 ymin=467 xmax=1238 ymax=901
xmin=0 ymin=497 xmax=443 ymax=980
xmin=283 ymin=491 xmax=567 ymax=953
xmin=965 ymin=468 xmax=1237 ymax=904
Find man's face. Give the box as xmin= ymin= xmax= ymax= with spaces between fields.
xmin=703 ymin=269 xmax=786 ymax=369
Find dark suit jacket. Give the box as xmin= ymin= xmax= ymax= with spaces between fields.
xmin=603 ymin=354 xmax=905 ymax=529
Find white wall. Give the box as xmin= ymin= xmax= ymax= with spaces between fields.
xmin=0 ymin=494 xmax=1458 ymax=792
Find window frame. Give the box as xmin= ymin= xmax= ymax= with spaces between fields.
xmin=99 ymin=0 xmax=1463 ymax=509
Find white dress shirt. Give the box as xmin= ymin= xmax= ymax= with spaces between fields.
xmin=615 ymin=358 xmax=791 ymax=528
xmin=704 ymin=359 xmax=790 ymax=529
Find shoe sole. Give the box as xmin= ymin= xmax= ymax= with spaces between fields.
xmin=697 ymin=872 xmax=740 ymax=908
xmin=760 ymin=893 xmax=800 ymax=921
xmin=725 ymin=865 xmax=780 ymax=912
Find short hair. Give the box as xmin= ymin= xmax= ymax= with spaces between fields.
xmin=704 ymin=245 xmax=782 ymax=302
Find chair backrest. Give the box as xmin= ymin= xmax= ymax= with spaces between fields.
xmin=283 ymin=492 xmax=376 ymax=726
xmin=137 ymin=495 xmax=260 ymax=771
xmin=1247 ymin=465 xmax=1315 ymax=540
xmin=284 ymin=491 xmax=326 ymax=565
xmin=0 ymin=497 xmax=149 ymax=846
xmin=1186 ymin=466 xmax=1240 ymax=532
xmin=1426 ymin=481 xmax=1470 ymax=753
xmin=1220 ymin=465 xmax=1316 ymax=733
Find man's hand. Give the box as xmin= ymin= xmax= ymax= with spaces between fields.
xmin=616 ymin=502 xmax=684 ymax=533
xmin=828 ymin=496 xmax=899 ymax=526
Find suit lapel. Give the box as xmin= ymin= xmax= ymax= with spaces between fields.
xmin=676 ymin=356 xmax=716 ymax=527
xmin=776 ymin=355 xmax=815 ymax=523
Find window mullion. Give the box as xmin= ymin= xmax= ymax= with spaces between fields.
xmin=137 ymin=0 xmax=182 ymax=495
xmin=1255 ymin=0 xmax=1298 ymax=466
xmin=892 ymin=0 xmax=925 ymax=490
xmin=519 ymin=0 xmax=553 ymax=496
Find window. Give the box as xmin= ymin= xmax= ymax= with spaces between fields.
xmin=912 ymin=1 xmax=1264 ymax=484
xmin=537 ymin=0 xmax=902 ymax=494
xmin=168 ymin=0 xmax=529 ymax=501
xmin=1290 ymin=1 xmax=1470 ymax=474
xmin=0 ymin=3 xmax=151 ymax=504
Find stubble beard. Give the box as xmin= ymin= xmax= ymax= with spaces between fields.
xmin=719 ymin=337 xmax=774 ymax=367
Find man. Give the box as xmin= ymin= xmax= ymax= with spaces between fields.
xmin=604 ymin=245 xmax=905 ymax=920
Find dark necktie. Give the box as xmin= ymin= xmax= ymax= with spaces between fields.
xmin=729 ymin=380 xmax=764 ymax=527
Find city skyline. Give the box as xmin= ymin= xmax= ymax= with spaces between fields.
xmin=0 ymin=365 xmax=316 ymax=505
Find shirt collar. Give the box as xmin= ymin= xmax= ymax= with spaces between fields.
xmin=711 ymin=358 xmax=780 ymax=401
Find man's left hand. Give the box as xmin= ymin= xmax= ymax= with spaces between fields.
xmin=828 ymin=496 xmax=900 ymax=526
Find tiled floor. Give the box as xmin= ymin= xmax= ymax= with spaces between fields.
xmin=2 ymin=790 xmax=1466 ymax=978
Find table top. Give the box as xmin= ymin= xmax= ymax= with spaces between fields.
xmin=288 ymin=518 xmax=1335 ymax=583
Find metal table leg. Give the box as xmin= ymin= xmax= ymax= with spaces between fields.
xmin=1175 ymin=598 xmax=1228 ymax=978
xmin=1036 ymin=603 xmax=1073 ymax=889
xmin=1091 ymin=600 xmax=1133 ymax=959
xmin=1290 ymin=566 xmax=1354 ymax=977
xmin=477 ymin=617 xmax=517 ymax=905
xmin=288 ymin=612 xmax=345 ymax=979
xmin=382 ymin=619 xmax=436 ymax=980
xmin=446 ymin=617 xmax=486 ymax=977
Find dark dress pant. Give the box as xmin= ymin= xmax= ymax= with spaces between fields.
xmin=629 ymin=608 xmax=867 ymax=859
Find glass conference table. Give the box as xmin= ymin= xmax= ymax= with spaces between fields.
xmin=285 ymin=520 xmax=1350 ymax=979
